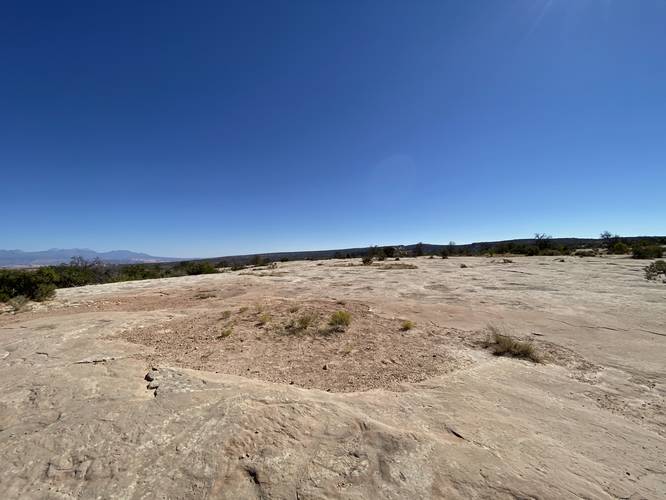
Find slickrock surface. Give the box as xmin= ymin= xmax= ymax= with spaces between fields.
xmin=1 ymin=256 xmax=664 ymax=498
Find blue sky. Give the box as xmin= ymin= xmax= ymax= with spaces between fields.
xmin=1 ymin=1 xmax=664 ymax=257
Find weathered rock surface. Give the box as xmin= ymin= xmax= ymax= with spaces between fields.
xmin=0 ymin=256 xmax=664 ymax=498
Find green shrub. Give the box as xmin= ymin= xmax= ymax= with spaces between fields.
xmin=174 ymin=260 xmax=218 ymax=275
xmin=632 ymin=245 xmax=663 ymax=260
xmin=117 ymin=264 xmax=164 ymax=281
xmin=608 ymin=242 xmax=630 ymax=255
xmin=329 ymin=310 xmax=351 ymax=329
xmin=0 ymin=269 xmax=57 ymax=302
xmin=644 ymin=260 xmax=666 ymax=281
xmin=400 ymin=320 xmax=414 ymax=331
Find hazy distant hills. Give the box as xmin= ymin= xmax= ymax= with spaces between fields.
xmin=0 ymin=249 xmax=181 ymax=268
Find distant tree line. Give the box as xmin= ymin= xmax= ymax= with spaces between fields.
xmin=0 ymin=258 xmax=218 ymax=303
xmin=2 ymin=233 xmax=663 ymax=304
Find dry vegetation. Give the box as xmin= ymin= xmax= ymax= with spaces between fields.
xmin=485 ymin=325 xmax=542 ymax=363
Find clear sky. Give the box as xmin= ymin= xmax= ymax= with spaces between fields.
xmin=1 ymin=1 xmax=664 ymax=257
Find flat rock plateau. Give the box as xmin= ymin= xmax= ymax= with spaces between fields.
xmin=1 ymin=256 xmax=664 ymax=499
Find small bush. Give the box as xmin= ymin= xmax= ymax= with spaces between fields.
xmin=400 ymin=320 xmax=414 ymax=331
xmin=645 ymin=260 xmax=666 ymax=281
xmin=0 ymin=269 xmax=57 ymax=302
xmin=329 ymin=310 xmax=351 ymax=330
xmin=608 ymin=242 xmax=630 ymax=255
xmin=8 ymin=295 xmax=29 ymax=312
xmin=33 ymin=283 xmax=56 ymax=301
xmin=297 ymin=313 xmax=316 ymax=330
xmin=361 ymin=255 xmax=373 ymax=265
xmin=216 ymin=327 xmax=233 ymax=339
xmin=174 ymin=261 xmax=218 ymax=275
xmin=460 ymin=263 xmax=468 ymax=268
xmin=632 ymin=245 xmax=663 ymax=260
xmin=574 ymin=249 xmax=596 ymax=258
xmin=486 ymin=326 xmax=541 ymax=363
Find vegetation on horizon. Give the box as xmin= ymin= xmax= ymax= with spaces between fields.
xmin=0 ymin=258 xmax=220 ymax=304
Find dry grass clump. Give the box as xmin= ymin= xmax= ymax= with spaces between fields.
xmin=284 ymin=312 xmax=318 ymax=335
xmin=400 ymin=320 xmax=415 ymax=331
xmin=644 ymin=260 xmax=666 ymax=281
xmin=8 ymin=295 xmax=29 ymax=312
xmin=329 ymin=310 xmax=352 ymax=331
xmin=486 ymin=325 xmax=541 ymax=363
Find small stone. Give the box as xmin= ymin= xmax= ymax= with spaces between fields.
xmin=147 ymin=381 xmax=159 ymax=390
xmin=322 ymin=364 xmax=328 ymax=370
xmin=145 ymin=372 xmax=155 ymax=382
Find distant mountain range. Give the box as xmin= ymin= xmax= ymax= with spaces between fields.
xmin=0 ymin=249 xmax=181 ymax=268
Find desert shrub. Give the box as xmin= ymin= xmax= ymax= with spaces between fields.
xmin=525 ymin=246 xmax=538 ymax=256
xmin=486 ymin=326 xmax=541 ymax=363
xmin=412 ymin=243 xmax=424 ymax=257
xmin=644 ymin=260 xmax=666 ymax=281
xmin=574 ymin=249 xmax=596 ymax=258
xmin=117 ymin=264 xmax=164 ymax=281
xmin=32 ymin=283 xmax=56 ymax=301
xmin=608 ymin=241 xmax=630 ymax=255
xmin=297 ymin=313 xmax=316 ymax=330
xmin=0 ymin=269 xmax=57 ymax=302
xmin=177 ymin=261 xmax=218 ymax=275
xmin=361 ymin=255 xmax=373 ymax=265
xmin=7 ymin=295 xmax=29 ymax=311
xmin=460 ymin=263 xmax=468 ymax=268
xmin=285 ymin=312 xmax=318 ymax=334
xmin=400 ymin=320 xmax=414 ymax=331
xmin=632 ymin=244 xmax=663 ymax=260
xmin=440 ymin=248 xmax=449 ymax=259
xmin=329 ymin=310 xmax=351 ymax=329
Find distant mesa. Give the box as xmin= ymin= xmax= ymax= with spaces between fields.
xmin=0 ymin=249 xmax=181 ymax=268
